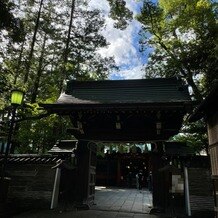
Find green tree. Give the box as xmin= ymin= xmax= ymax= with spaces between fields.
xmin=137 ymin=0 xmax=218 ymax=100
xmin=107 ymin=0 xmax=133 ymax=29
xmin=0 ymin=0 xmax=118 ymax=153
xmin=137 ymin=0 xmax=218 ymax=154
xmin=0 ymin=0 xmax=25 ymax=42
xmin=171 ymin=119 xmax=208 ymax=155
xmin=65 ymin=8 xmax=118 ymax=82
xmin=15 ymin=105 xmax=72 ymax=154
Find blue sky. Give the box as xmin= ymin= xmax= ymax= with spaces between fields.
xmin=89 ymin=0 xmax=151 ymax=80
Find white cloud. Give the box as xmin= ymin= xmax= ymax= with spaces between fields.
xmin=112 ymin=65 xmax=145 ymax=80
xmin=175 ymin=28 xmax=196 ymax=42
xmin=99 ymin=18 xmax=141 ymax=64
xmin=88 ymin=0 xmax=110 ymax=13
xmin=89 ymin=0 xmax=145 ymax=79
xmin=125 ymin=0 xmax=143 ymax=15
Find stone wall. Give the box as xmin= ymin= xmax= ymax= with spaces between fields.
xmin=208 ymin=112 xmax=218 ymax=175
xmin=7 ymin=163 xmax=56 ymax=209
xmin=188 ymin=167 xmax=214 ymax=214
xmin=0 ymin=155 xmax=60 ymax=210
xmin=208 ymin=111 xmax=218 ymax=216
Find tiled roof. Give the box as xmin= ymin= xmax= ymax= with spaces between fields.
xmin=55 ymin=77 xmax=191 ymax=105
xmin=0 ymin=154 xmax=61 ymax=164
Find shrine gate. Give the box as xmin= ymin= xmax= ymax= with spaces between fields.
xmin=42 ymin=77 xmax=192 ymax=210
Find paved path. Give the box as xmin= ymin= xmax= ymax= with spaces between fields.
xmin=14 ymin=210 xmax=165 ymax=218
xmin=14 ymin=187 xmax=171 ymax=218
xmin=92 ymin=186 xmax=152 ymax=213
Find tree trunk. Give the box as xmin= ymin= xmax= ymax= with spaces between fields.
xmin=24 ymin=0 xmax=44 ymax=84
xmin=59 ymin=0 xmax=76 ymax=93
xmin=31 ymin=33 xmax=47 ymax=103
xmin=14 ymin=39 xmax=25 ymax=85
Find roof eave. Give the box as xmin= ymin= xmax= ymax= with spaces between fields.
xmin=40 ymin=101 xmax=193 ymax=115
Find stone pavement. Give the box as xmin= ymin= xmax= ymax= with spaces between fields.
xmin=92 ymin=186 xmax=152 ymax=213
xmin=13 ymin=187 xmax=181 ymax=218
xmin=13 ymin=210 xmax=167 ymax=218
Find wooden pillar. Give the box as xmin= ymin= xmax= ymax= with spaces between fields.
xmin=150 ymin=142 xmax=165 ymax=211
xmin=75 ymin=140 xmax=97 ymax=208
xmin=207 ymin=112 xmax=218 ymax=217
xmin=116 ymin=156 xmax=121 ymax=186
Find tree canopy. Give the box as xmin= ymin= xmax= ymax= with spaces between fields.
xmin=0 ymin=0 xmax=124 ymax=153
xmin=137 ymin=0 xmax=218 ymax=154
xmin=107 ymin=0 xmax=133 ymax=29
xmin=137 ymin=0 xmax=218 ymax=100
xmin=1 ymin=0 xmax=216 ymax=154
xmin=0 ymin=0 xmax=25 ymax=42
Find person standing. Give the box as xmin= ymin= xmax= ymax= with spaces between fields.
xmin=136 ymin=173 xmax=139 ymax=189
xmin=147 ymin=171 xmax=153 ymax=192
xmin=138 ymin=170 xmax=143 ymax=191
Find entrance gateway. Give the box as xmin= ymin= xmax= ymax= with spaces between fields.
xmin=42 ymin=77 xmax=193 ymax=210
